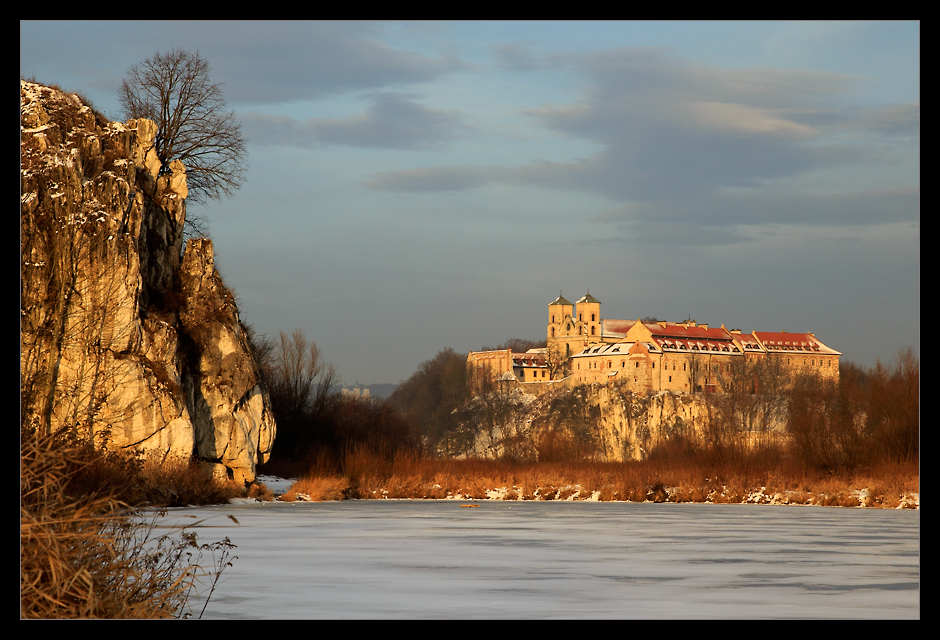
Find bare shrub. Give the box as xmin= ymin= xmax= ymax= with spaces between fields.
xmin=863 ymin=348 xmax=919 ymax=465
xmin=536 ymin=429 xmax=580 ymax=463
xmin=787 ymin=349 xmax=919 ymax=473
xmin=62 ymin=441 xmax=243 ymax=508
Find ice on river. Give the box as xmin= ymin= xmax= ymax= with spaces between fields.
xmin=155 ymin=500 xmax=919 ymax=619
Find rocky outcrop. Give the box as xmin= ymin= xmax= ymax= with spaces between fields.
xmin=452 ymin=382 xmax=787 ymax=462
xmin=20 ymin=81 xmax=274 ymax=484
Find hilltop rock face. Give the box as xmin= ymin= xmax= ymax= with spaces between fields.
xmin=452 ymin=383 xmax=787 ymax=462
xmin=20 ymin=81 xmax=274 ymax=484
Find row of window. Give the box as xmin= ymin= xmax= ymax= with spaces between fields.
xmin=575 ymin=357 xmax=835 ymax=372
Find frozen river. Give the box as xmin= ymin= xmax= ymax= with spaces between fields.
xmin=156 ymin=500 xmax=919 ymax=619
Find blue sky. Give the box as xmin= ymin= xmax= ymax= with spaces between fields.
xmin=21 ymin=21 xmax=919 ymax=385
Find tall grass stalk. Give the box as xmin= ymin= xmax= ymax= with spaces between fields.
xmin=20 ymin=427 xmax=236 ymax=618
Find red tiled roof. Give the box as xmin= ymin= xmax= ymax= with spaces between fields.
xmin=512 ymin=353 xmax=547 ymax=367
xmin=753 ymin=332 xmax=840 ymax=355
xmin=602 ymin=319 xmax=633 ymax=335
xmin=645 ymin=323 xmax=733 ymax=341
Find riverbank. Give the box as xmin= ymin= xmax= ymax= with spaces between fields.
xmin=257 ymin=461 xmax=919 ymax=509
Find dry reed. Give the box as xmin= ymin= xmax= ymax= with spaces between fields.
xmin=20 ymin=427 xmax=236 ymax=618
xmin=277 ymin=443 xmax=917 ymax=509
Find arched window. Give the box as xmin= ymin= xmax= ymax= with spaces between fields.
xmin=591 ymin=326 xmax=596 ymax=336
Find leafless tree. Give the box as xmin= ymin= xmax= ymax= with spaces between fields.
xmin=681 ymin=348 xmax=705 ymax=393
xmin=118 ymin=49 xmax=247 ymax=211
xmin=267 ymin=329 xmax=338 ymax=425
xmin=544 ymin=343 xmax=569 ymax=379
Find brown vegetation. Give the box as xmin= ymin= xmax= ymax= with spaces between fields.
xmin=20 ymin=426 xmax=240 ymax=618
xmin=278 ymin=443 xmax=916 ymax=508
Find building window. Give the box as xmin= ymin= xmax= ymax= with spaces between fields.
xmin=591 ymin=326 xmax=596 ymax=336
xmin=591 ymin=313 xmax=596 ymax=321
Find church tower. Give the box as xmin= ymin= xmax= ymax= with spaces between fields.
xmin=547 ymin=292 xmax=576 ymax=378
xmin=547 ymin=292 xmax=573 ymax=341
xmin=576 ymin=291 xmax=602 ymax=343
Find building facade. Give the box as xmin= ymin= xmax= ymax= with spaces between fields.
xmin=468 ymin=291 xmax=840 ymax=395
xmin=549 ymin=291 xmax=840 ymax=394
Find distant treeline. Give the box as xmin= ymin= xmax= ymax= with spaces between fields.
xmin=250 ymin=331 xmax=545 ymax=478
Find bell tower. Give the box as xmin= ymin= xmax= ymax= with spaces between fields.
xmin=547 ymin=291 xmax=576 ymax=378
xmin=576 ymin=291 xmax=602 ymax=343
xmin=547 ymin=292 xmax=573 ymax=341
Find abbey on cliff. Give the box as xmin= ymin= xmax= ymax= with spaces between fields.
xmin=469 ymin=291 xmax=841 ymax=395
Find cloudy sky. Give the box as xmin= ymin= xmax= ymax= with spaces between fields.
xmin=21 ymin=21 xmax=919 ymax=386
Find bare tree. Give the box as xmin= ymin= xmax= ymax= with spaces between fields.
xmin=544 ymin=343 xmax=569 ymax=380
xmin=118 ymin=49 xmax=247 ymax=211
xmin=267 ymin=329 xmax=338 ymax=424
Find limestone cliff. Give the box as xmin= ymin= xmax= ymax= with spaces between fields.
xmin=450 ymin=383 xmax=787 ymax=462
xmin=20 ymin=81 xmax=274 ymax=484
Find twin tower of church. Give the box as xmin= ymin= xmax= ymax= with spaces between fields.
xmin=547 ymin=291 xmax=604 ymax=359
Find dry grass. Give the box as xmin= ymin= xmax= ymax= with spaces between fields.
xmin=57 ymin=440 xmax=252 ymax=508
xmin=20 ymin=427 xmax=237 ymax=618
xmin=277 ymin=444 xmax=918 ymax=509
xmin=279 ymin=476 xmax=350 ymax=502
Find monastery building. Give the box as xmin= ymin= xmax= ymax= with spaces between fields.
xmin=468 ymin=291 xmax=841 ymax=395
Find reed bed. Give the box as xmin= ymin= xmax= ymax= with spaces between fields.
xmin=277 ymin=445 xmax=918 ymax=508
xmin=20 ymin=428 xmax=238 ymax=618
